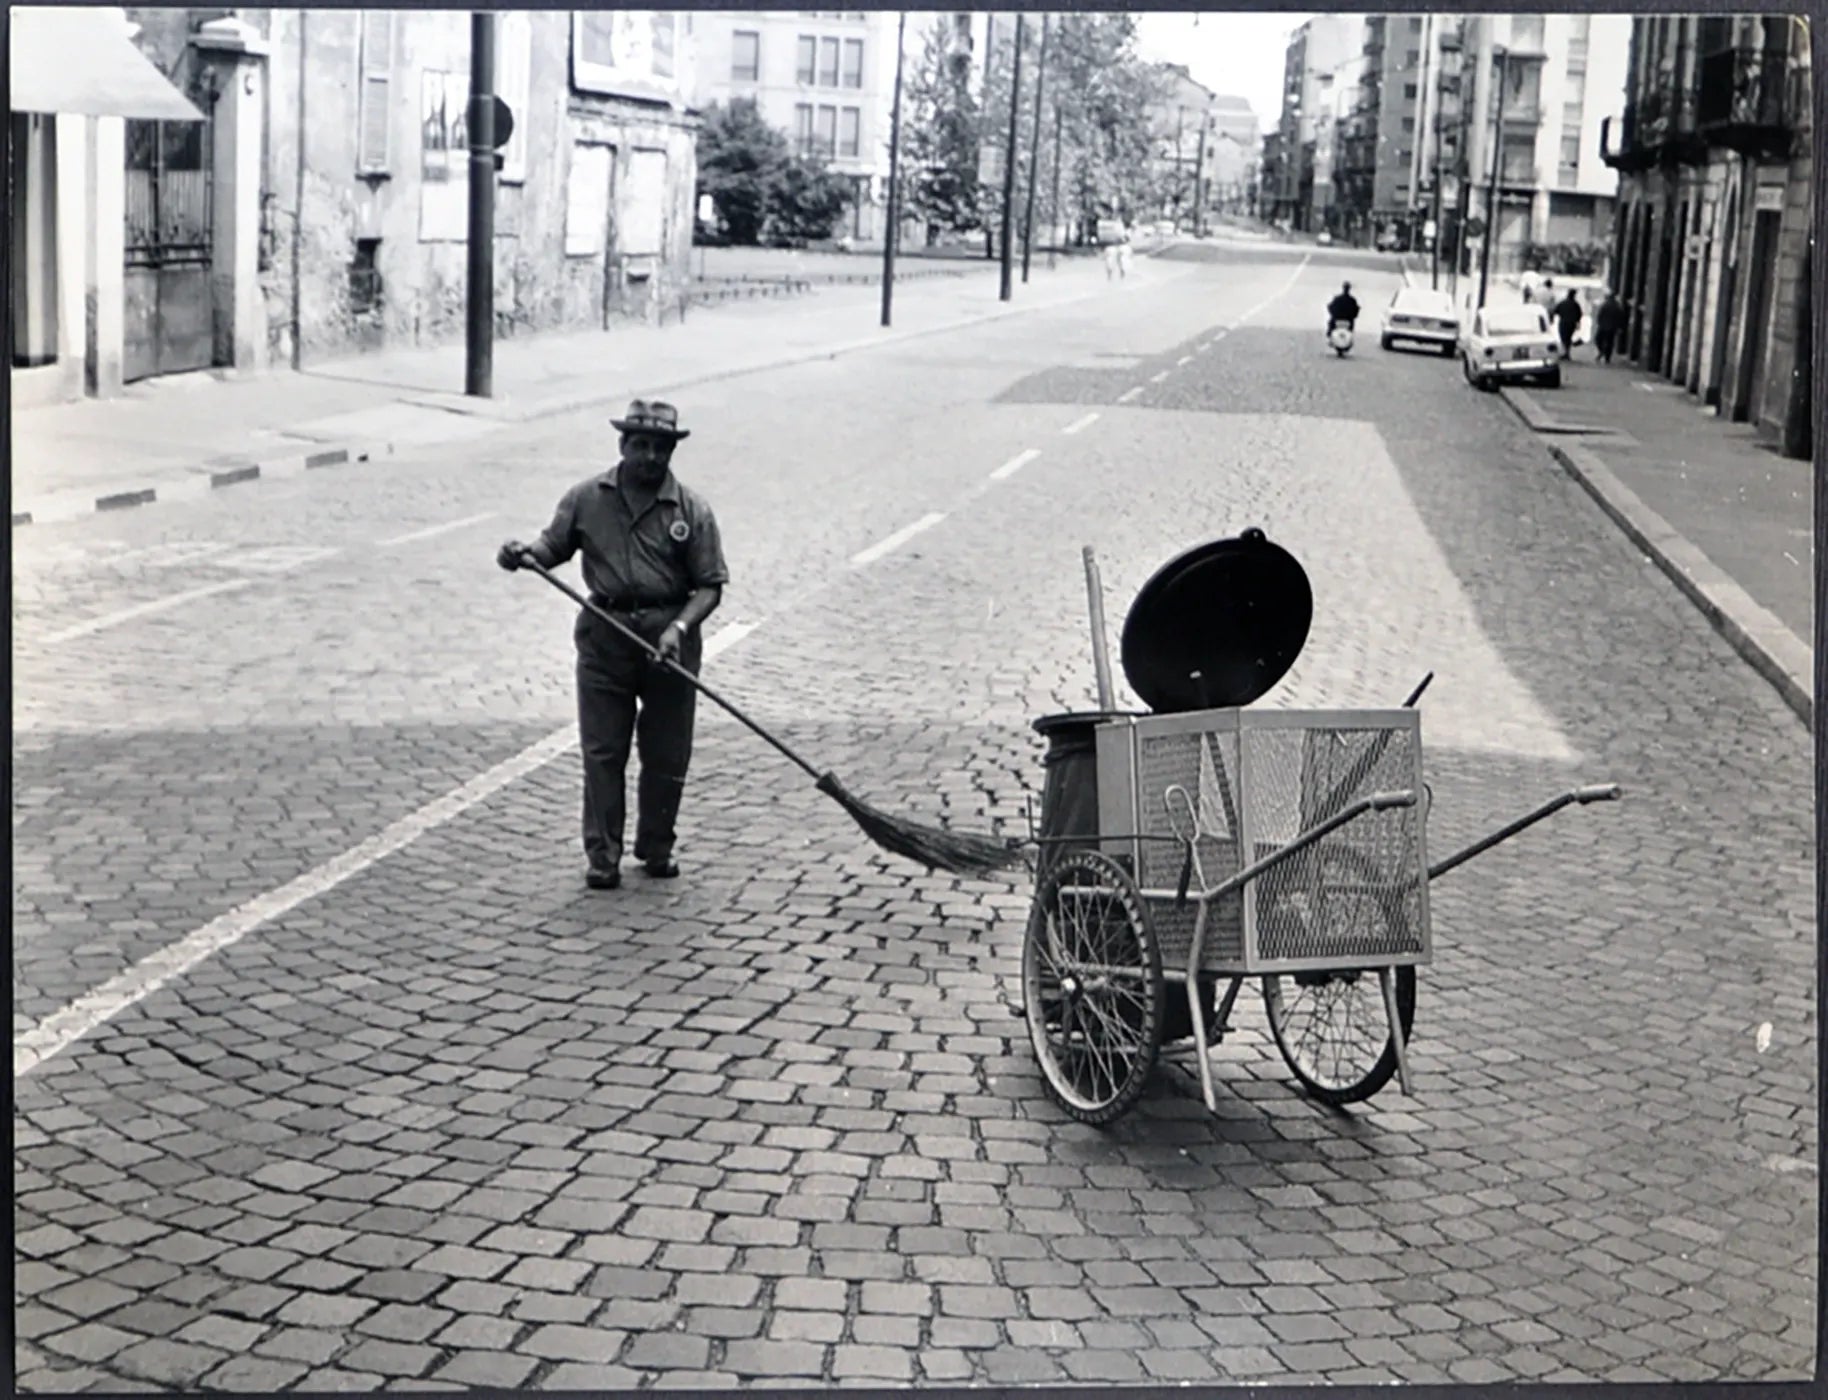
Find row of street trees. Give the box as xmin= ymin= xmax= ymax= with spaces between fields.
xmin=688 ymin=13 xmax=1171 ymax=252
xmin=900 ymin=12 xmax=1165 ymax=251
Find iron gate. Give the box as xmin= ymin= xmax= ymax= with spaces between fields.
xmin=124 ymin=115 xmax=214 ymax=381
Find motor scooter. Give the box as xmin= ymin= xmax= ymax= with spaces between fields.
xmin=1327 ymin=321 xmax=1355 ymax=356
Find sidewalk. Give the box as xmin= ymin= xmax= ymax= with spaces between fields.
xmin=10 ymin=249 xmax=1163 ymax=527
xmin=1400 ymin=257 xmax=1813 ymax=728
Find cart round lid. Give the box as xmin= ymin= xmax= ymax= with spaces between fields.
xmin=1119 ymin=528 xmax=1312 ymax=713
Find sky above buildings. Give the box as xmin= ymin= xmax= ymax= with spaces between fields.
xmin=1132 ymin=11 xmax=1311 ymax=129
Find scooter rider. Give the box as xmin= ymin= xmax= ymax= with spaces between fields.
xmin=1326 ymin=282 xmax=1360 ymax=334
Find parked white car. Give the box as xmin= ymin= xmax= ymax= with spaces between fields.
xmin=1460 ymin=304 xmax=1564 ymax=390
xmin=1379 ymin=287 xmax=1460 ymax=356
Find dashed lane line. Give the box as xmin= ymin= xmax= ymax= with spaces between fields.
xmin=1117 ymin=388 xmax=1143 ymax=404
xmin=1177 ymin=356 xmax=1193 ymax=366
xmin=850 ymin=512 xmax=947 ymax=567
xmin=38 ymin=579 xmax=255 ymax=646
xmin=379 ymin=512 xmax=497 ymax=547
xmin=989 ymin=448 xmax=1042 ymax=482
xmin=1149 ymin=370 xmax=1171 ymax=384
xmin=1062 ymin=412 xmax=1100 ymax=435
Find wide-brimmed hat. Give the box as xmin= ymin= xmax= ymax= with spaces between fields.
xmin=611 ymin=398 xmax=690 ymax=440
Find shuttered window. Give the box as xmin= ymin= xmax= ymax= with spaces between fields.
xmin=357 ymin=10 xmax=394 ymax=175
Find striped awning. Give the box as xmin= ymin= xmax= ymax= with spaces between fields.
xmin=9 ymin=7 xmax=204 ymax=121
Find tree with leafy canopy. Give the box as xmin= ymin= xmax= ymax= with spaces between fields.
xmin=899 ymin=15 xmax=983 ymax=243
xmin=695 ymin=98 xmax=855 ymax=246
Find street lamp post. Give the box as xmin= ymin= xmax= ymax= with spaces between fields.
xmin=998 ymin=13 xmax=1025 ymax=301
xmin=464 ymin=11 xmax=496 ymax=397
xmin=880 ymin=10 xmax=907 ymax=327
xmin=1020 ymin=12 xmax=1049 ymax=283
xmin=1476 ymin=44 xmax=1508 ymax=311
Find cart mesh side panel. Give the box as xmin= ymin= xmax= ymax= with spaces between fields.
xmin=1243 ymin=722 xmax=1426 ymax=967
xmin=1134 ymin=727 xmax=1246 ymax=971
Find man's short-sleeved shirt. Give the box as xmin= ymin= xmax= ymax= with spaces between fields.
xmin=536 ymin=466 xmax=729 ymax=604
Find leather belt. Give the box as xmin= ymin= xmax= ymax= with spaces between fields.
xmin=590 ymin=594 xmax=687 ymax=613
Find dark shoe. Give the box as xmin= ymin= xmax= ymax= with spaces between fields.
xmin=586 ymin=864 xmax=621 ymax=890
xmin=642 ymin=858 xmax=680 ymax=879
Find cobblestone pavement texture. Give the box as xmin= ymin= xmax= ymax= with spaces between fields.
xmin=12 ymin=241 xmax=1817 ymax=1390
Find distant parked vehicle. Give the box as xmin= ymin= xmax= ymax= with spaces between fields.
xmin=1316 ymin=231 xmax=1334 ymax=246
xmin=1380 ymin=287 xmax=1461 ymax=356
xmin=1460 ymin=304 xmax=1564 ymax=391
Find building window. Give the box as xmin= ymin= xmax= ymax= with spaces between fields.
xmin=1402 ymin=117 xmax=1415 ymax=133
xmin=1560 ymin=131 xmax=1581 ymax=176
xmin=794 ymin=103 xmax=814 ymax=154
xmin=732 ymin=30 xmax=759 ymax=82
xmin=816 ymin=104 xmax=837 ymax=156
xmin=841 ymin=38 xmax=863 ymax=88
xmin=819 ymin=36 xmax=840 ymax=86
xmin=796 ymin=35 xmax=816 ymax=84
xmin=839 ymin=106 xmax=861 ymax=157
xmin=349 ymin=238 xmax=383 ymax=316
xmin=357 ymin=10 xmax=395 ymax=175
xmin=1404 ymin=83 xmax=1417 ymax=100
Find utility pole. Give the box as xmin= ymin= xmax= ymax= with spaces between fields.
xmin=1476 ymin=44 xmax=1507 ymax=312
xmin=1191 ymin=113 xmax=1208 ymax=238
xmin=983 ymin=14 xmax=996 ymax=261
xmin=1049 ymin=100 xmax=1064 ymax=269
xmin=1020 ymin=13 xmax=1049 ymax=283
xmin=881 ymin=10 xmax=907 ymax=327
xmin=998 ymin=13 xmax=1025 ymax=301
xmin=464 ymin=11 xmax=496 ymax=397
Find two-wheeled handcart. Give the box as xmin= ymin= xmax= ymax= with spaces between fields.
xmin=1018 ymin=530 xmax=1620 ymax=1126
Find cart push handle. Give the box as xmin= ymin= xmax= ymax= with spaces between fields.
xmin=1427 ymin=782 xmax=1623 ymax=882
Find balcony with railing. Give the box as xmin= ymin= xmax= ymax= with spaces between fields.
xmin=1697 ymin=44 xmax=1795 ymax=159
xmin=1602 ymin=87 xmax=1707 ymax=171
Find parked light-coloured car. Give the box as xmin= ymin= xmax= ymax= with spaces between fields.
xmin=1380 ymin=287 xmax=1460 ymax=356
xmin=1461 ymin=304 xmax=1564 ymax=390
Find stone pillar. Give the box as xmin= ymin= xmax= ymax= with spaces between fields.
xmin=85 ymin=115 xmax=126 ymax=397
xmin=192 ymin=15 xmax=269 ymax=373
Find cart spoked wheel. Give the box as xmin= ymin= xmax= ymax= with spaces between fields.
xmin=1259 ymin=845 xmax=1416 ymax=1105
xmin=1022 ymin=850 xmax=1164 ymax=1126
xmin=1262 ymin=963 xmax=1415 ymax=1105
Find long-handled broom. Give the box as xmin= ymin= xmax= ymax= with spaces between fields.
xmin=517 ymin=556 xmax=1027 ymax=879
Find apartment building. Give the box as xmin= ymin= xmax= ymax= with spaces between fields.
xmin=1267 ymin=15 xmax=1365 ymax=232
xmin=693 ymin=10 xmax=897 ymax=241
xmin=1602 ymin=14 xmax=1811 ymax=457
xmin=1452 ymin=13 xmax=1629 ymax=280
xmin=1336 ymin=14 xmax=1430 ymax=243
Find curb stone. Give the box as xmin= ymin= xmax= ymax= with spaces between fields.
xmin=11 ymin=263 xmax=1196 ymax=529
xmin=10 ymin=444 xmax=385 ymax=528
xmin=1539 ymin=435 xmax=1812 ymax=729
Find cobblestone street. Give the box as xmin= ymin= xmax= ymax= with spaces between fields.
xmin=11 ymin=240 xmax=1817 ymax=1390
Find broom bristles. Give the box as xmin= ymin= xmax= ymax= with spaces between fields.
xmin=816 ymin=773 xmax=1027 ymax=879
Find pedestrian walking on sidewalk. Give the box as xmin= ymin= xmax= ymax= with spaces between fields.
xmin=497 ymin=400 xmax=728 ymax=891
xmin=1553 ymin=288 xmax=1583 ymax=361
xmin=1594 ymin=290 xmax=1626 ymax=364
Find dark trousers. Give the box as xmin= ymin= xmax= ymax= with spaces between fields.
xmin=574 ymin=607 xmax=701 ymax=869
xmin=1595 ymin=328 xmax=1617 ymax=362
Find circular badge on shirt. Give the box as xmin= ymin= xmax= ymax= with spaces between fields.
xmin=668 ymin=519 xmax=691 ymax=542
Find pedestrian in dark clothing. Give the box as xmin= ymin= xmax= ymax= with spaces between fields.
xmin=498 ymin=400 xmax=729 ymax=890
xmin=1594 ymin=291 xmax=1626 ymax=363
xmin=1553 ymin=289 xmax=1583 ymax=360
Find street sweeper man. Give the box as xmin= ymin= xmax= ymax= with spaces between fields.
xmin=498 ymin=399 xmax=728 ymax=891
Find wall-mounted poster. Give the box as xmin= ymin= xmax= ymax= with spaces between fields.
xmin=420 ymin=69 xmax=469 ymax=240
xmin=570 ymin=11 xmax=691 ymax=107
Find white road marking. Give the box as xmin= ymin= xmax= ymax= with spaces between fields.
xmin=379 ymin=512 xmax=496 ymax=547
xmin=39 ymin=580 xmax=254 ymax=646
xmin=218 ymin=545 xmax=342 ymax=575
xmin=1236 ymin=252 xmax=1312 ymax=325
xmin=1149 ymin=370 xmax=1171 ymax=383
xmin=990 ymin=448 xmax=1041 ymax=482
xmin=1177 ymin=356 xmax=1193 ymax=366
xmin=850 ymin=512 xmax=947 ymax=567
xmin=15 ymin=614 xmax=758 ymax=1078
xmin=704 ymin=621 xmax=755 ymax=657
xmin=1117 ymin=388 xmax=1143 ymax=404
xmin=1062 ymin=412 xmax=1100 ymax=435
